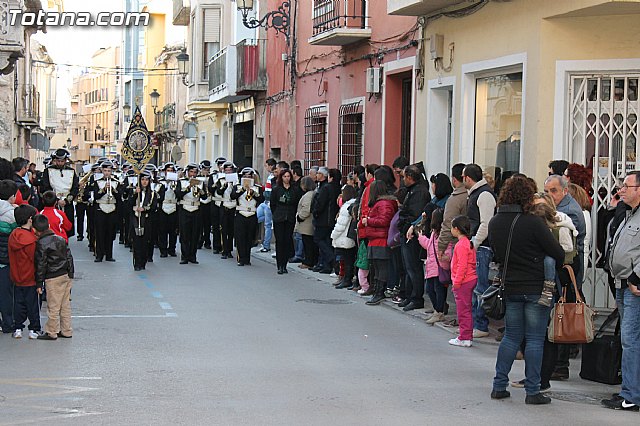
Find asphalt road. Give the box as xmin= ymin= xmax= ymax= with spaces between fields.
xmin=0 ymin=238 xmax=636 ymax=425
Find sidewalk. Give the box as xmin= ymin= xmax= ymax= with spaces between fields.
xmin=251 ymin=247 xmax=502 ymax=346
xmin=250 ymin=246 xmax=623 ymax=407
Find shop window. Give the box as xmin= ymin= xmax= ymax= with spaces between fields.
xmin=338 ymin=101 xmax=363 ymax=177
xmin=474 ymin=72 xmax=523 ymax=182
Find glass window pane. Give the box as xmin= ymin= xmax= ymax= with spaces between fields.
xmin=601 ymin=79 xmax=611 ymax=101
xmin=628 ymin=79 xmax=638 ymax=101
xmin=474 ymin=72 xmax=523 ymax=179
xmin=588 ymin=79 xmax=598 ymax=101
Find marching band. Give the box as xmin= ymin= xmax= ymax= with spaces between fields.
xmin=36 ymin=149 xmax=265 ymax=271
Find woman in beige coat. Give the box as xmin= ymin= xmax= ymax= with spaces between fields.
xmin=295 ymin=176 xmax=317 ymax=269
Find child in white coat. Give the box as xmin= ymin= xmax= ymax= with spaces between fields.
xmin=331 ymin=185 xmax=358 ymax=289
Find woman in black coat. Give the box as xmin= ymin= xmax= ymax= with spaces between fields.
xmin=271 ymin=169 xmax=301 ymax=274
xmin=488 ymin=176 xmax=564 ymax=405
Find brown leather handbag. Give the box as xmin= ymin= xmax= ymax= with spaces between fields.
xmin=548 ymin=265 xmax=596 ymax=344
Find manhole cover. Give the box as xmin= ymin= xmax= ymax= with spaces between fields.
xmin=296 ymin=299 xmax=354 ymax=305
xmin=547 ymin=391 xmax=607 ymax=406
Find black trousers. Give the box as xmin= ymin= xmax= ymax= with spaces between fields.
xmin=63 ymin=202 xmax=75 ymax=238
xmin=12 ymin=285 xmax=40 ymax=331
xmin=199 ymin=203 xmax=212 ymax=247
xmin=235 ymin=213 xmax=257 ymax=264
xmin=122 ymin=205 xmax=131 ymax=246
xmin=94 ymin=209 xmax=118 ymax=260
xmin=211 ymin=203 xmax=223 ymax=251
xmin=221 ymin=207 xmax=235 ymax=255
xmin=132 ymin=229 xmax=149 ymax=269
xmin=301 ymin=234 xmax=317 ymax=267
xmin=76 ymin=202 xmax=87 ymax=238
xmin=274 ymin=220 xmax=295 ymax=269
xmin=335 ymin=247 xmax=357 ymax=283
xmin=146 ymin=215 xmax=157 ymax=261
xmin=179 ymin=209 xmax=201 ymax=262
xmin=158 ymin=211 xmax=178 ymax=255
xmin=370 ymin=258 xmax=390 ymax=297
xmin=87 ymin=204 xmax=95 ymax=250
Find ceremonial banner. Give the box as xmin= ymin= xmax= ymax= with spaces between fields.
xmin=121 ymin=107 xmax=154 ymax=174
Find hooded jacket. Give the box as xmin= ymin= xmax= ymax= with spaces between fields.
xmin=40 ymin=206 xmax=72 ymax=243
xmin=331 ymin=199 xmax=356 ymax=249
xmin=365 ymin=196 xmax=398 ymax=247
xmin=0 ymin=200 xmax=17 ymax=266
xmin=8 ymin=227 xmax=37 ymax=286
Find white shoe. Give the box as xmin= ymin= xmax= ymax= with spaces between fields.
xmin=448 ymin=337 xmax=472 ymax=347
xmin=329 ymin=272 xmax=338 ymax=278
xmin=473 ymin=329 xmax=490 ymax=338
xmin=357 ymin=288 xmax=366 ymax=295
xmin=271 ymin=253 xmax=277 ymax=258
xmin=426 ymin=312 xmax=445 ymax=325
xmin=28 ymin=330 xmax=41 ymax=339
xmin=12 ymin=329 xmax=22 ymax=339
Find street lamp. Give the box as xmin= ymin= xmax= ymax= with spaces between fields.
xmin=177 ymin=52 xmax=189 ymax=86
xmin=149 ymin=89 xmax=160 ymax=113
xmin=123 ymin=102 xmax=131 ymax=121
xmin=236 ymin=0 xmax=290 ymax=44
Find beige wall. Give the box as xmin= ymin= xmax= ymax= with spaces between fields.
xmin=414 ymin=0 xmax=640 ymax=184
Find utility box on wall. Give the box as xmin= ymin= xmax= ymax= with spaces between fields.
xmin=366 ymin=67 xmax=382 ymax=94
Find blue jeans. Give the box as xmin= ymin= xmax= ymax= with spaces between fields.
xmin=257 ymin=202 xmax=272 ymax=249
xmin=293 ymin=232 xmax=304 ymax=260
xmin=493 ymin=294 xmax=551 ymax=395
xmin=617 ymin=287 xmax=640 ymax=405
xmin=314 ymin=226 xmax=333 ymax=270
xmin=473 ymin=246 xmax=492 ymax=332
xmin=425 ymin=276 xmax=447 ymax=313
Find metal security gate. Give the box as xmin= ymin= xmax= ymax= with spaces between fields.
xmin=303 ymin=106 xmax=328 ymax=173
xmin=569 ymin=75 xmax=639 ymax=308
xmin=337 ymin=101 xmax=363 ymax=178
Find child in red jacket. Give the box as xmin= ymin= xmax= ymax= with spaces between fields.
xmin=8 ymin=204 xmax=41 ymax=339
xmin=449 ymin=215 xmax=478 ymax=347
xmin=39 ymin=191 xmax=72 ymax=243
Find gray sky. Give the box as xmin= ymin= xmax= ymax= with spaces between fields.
xmin=32 ymin=0 xmax=125 ymax=109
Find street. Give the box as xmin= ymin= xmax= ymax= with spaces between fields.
xmin=0 ymin=239 xmax=636 ymax=425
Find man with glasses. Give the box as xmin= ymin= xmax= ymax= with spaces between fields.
xmin=602 ymin=171 xmax=640 ymax=411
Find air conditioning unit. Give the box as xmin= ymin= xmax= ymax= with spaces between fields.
xmin=366 ymin=67 xmax=382 ymax=94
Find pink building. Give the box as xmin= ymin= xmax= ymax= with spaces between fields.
xmin=265 ymin=0 xmax=418 ymax=174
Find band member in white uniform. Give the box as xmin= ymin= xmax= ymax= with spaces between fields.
xmin=157 ymin=162 xmax=179 ymax=258
xmin=41 ymin=148 xmax=79 ymax=238
xmin=215 ymin=161 xmax=237 ymax=259
xmin=230 ymin=167 xmax=264 ymax=266
xmin=198 ymin=160 xmax=213 ymax=250
xmin=90 ymin=160 xmax=121 ymax=262
xmin=207 ymin=157 xmax=227 ymax=254
xmin=175 ymin=163 xmax=206 ymax=264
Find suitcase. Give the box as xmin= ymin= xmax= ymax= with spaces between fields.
xmin=579 ymin=310 xmax=622 ymax=385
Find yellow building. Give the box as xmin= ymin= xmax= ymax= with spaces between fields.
xmin=389 ymin=0 xmax=640 ymax=308
xmin=70 ymin=46 xmax=121 ymax=163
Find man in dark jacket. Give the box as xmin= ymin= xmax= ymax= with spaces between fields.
xmin=311 ymin=168 xmax=340 ymax=273
xmin=399 ymin=165 xmax=431 ymax=311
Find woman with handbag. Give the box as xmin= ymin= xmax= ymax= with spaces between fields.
xmin=488 ymin=176 xmax=564 ymax=405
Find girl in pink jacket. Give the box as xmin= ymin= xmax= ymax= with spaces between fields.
xmin=449 ymin=215 xmax=477 ymax=347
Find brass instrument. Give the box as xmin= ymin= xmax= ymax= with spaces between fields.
xmin=106 ymin=177 xmax=114 ymax=202
xmin=76 ymin=171 xmax=93 ymax=203
xmin=189 ymin=178 xmax=201 ymax=197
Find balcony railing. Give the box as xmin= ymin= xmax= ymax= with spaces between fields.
xmin=16 ymin=84 xmax=40 ymax=125
xmin=387 ymin=0 xmax=466 ymax=16
xmin=310 ymin=0 xmax=371 ymax=46
xmin=208 ymin=39 xmax=267 ymax=103
xmin=173 ymin=0 xmax=190 ymax=26
xmin=237 ymin=39 xmax=267 ymax=93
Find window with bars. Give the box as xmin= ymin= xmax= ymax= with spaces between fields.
xmin=338 ymin=101 xmax=363 ymax=177
xmin=304 ymin=106 xmax=328 ymax=173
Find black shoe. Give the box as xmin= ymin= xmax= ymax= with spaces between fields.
xmin=366 ymin=294 xmax=385 ymax=305
xmin=319 ymin=268 xmax=332 ymax=274
xmin=179 ymin=259 xmax=188 ymax=265
xmin=94 ymin=258 xmax=102 ymax=263
xmin=77 ymin=236 xmax=84 ymax=241
xmin=550 ymin=370 xmax=569 ymax=381
xmin=361 ymin=288 xmax=375 ymax=296
xmin=245 ymin=261 xmax=251 ymax=266
xmin=221 ymin=254 xmax=228 ymax=259
xmin=491 ymin=390 xmax=510 ymax=400
xmin=525 ymin=393 xmax=551 ymax=405
xmin=213 ymin=249 xmax=221 ymax=254
xmin=147 ymin=258 xmax=153 ymax=263
xmin=283 ymin=268 xmax=288 ymax=274
xmin=169 ymin=252 xmax=177 ymax=257
xmin=237 ymin=262 xmax=245 ymax=266
xmin=106 ymin=258 xmax=115 ymax=262
xmin=398 ymin=299 xmax=411 ymax=308
xmin=335 ymin=281 xmax=351 ymax=289
xmin=403 ymin=301 xmax=424 ymax=312
xmin=189 ymin=259 xmax=199 ymax=264
xmin=160 ymin=253 xmax=168 ymax=258
xmin=277 ymin=267 xmax=284 ymax=275
xmin=312 ymin=265 xmax=323 ymax=272
xmin=37 ymin=333 xmax=57 ymax=341
xmin=288 ymin=257 xmax=302 ymax=264
xmin=134 ymin=266 xmax=142 ymax=271
xmin=57 ymin=332 xmax=72 ymax=338
xmin=602 ymin=397 xmax=639 ymax=411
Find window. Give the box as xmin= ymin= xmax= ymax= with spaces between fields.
xmin=338 ymin=101 xmax=364 ymax=177
xmin=474 ymin=72 xmax=522 ymax=179
xmin=304 ymin=106 xmax=328 ymax=173
xmin=199 ymin=132 xmax=206 ymax=162
xmin=203 ymin=8 xmax=221 ymax=81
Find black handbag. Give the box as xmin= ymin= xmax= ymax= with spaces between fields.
xmin=579 ymin=309 xmax=622 ymax=385
xmin=481 ymin=214 xmax=520 ymax=320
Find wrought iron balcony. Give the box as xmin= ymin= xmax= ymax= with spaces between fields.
xmin=173 ymin=0 xmax=190 ymax=26
xmin=309 ymin=0 xmax=371 ymax=46
xmin=208 ymin=39 xmax=267 ymax=103
xmin=387 ymin=0 xmax=467 ymax=16
xmin=16 ymin=84 xmax=40 ymax=126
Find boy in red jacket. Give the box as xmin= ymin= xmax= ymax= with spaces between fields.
xmin=8 ymin=204 xmax=41 ymax=339
xmin=39 ymin=191 xmax=72 ymax=243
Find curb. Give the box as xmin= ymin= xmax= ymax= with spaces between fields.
xmin=251 ymin=249 xmax=501 ymax=346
